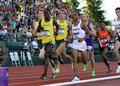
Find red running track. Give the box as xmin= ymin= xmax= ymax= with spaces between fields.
xmin=9 ymin=62 xmax=120 ymax=86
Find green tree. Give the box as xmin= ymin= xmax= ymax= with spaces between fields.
xmin=84 ymin=0 xmax=105 ymax=23
xmin=62 ymin=0 xmax=79 ymax=11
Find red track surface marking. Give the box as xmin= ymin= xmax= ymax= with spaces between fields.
xmin=9 ymin=62 xmax=120 ymax=86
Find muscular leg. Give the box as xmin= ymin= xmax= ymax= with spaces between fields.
xmin=81 ymin=51 xmax=88 ymax=72
xmin=89 ymin=51 xmax=95 ymax=71
xmin=89 ymin=50 xmax=96 ymax=76
xmin=72 ymin=49 xmax=79 ymax=76
xmin=101 ymin=47 xmax=111 ymax=72
xmin=114 ymin=41 xmax=120 ymax=63
xmin=114 ymin=41 xmax=120 ymax=73
xmin=41 ymin=44 xmax=51 ymax=79
xmin=55 ymin=42 xmax=66 ymax=72
xmin=42 ymin=45 xmax=50 ymax=77
xmin=81 ymin=51 xmax=87 ymax=65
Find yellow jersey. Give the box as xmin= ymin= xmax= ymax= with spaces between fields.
xmin=34 ymin=21 xmax=39 ymax=29
xmin=41 ymin=18 xmax=54 ymax=44
xmin=56 ymin=20 xmax=68 ymax=40
xmin=33 ymin=21 xmax=42 ymax=40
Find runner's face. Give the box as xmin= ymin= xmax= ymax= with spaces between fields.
xmin=38 ymin=11 xmax=44 ymax=20
xmin=82 ymin=15 xmax=88 ymax=22
xmin=44 ymin=11 xmax=50 ymax=19
xmin=72 ymin=12 xmax=78 ymax=21
xmin=100 ymin=22 xmax=106 ymax=29
xmin=115 ymin=9 xmax=120 ymax=18
xmin=59 ymin=11 xmax=65 ymax=19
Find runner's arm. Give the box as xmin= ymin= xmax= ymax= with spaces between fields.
xmin=89 ymin=23 xmax=96 ymax=36
xmin=53 ymin=20 xmax=59 ymax=36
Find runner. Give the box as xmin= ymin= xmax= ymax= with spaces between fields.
xmin=70 ymin=11 xmax=90 ymax=81
xmin=111 ymin=7 xmax=120 ymax=73
xmin=82 ymin=14 xmax=96 ymax=77
xmin=96 ymin=21 xmax=112 ymax=72
xmin=54 ymin=10 xmax=73 ymax=76
xmin=37 ymin=8 xmax=59 ymax=79
xmin=33 ymin=10 xmax=44 ymax=50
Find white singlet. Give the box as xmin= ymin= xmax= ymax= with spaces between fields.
xmin=71 ymin=21 xmax=87 ymax=51
xmin=112 ymin=19 xmax=120 ymax=37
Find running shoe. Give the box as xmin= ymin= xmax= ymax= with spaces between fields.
xmin=83 ymin=64 xmax=88 ymax=72
xmin=40 ymin=74 xmax=47 ymax=79
xmin=116 ymin=66 xmax=120 ymax=73
xmin=72 ymin=76 xmax=80 ymax=82
xmin=107 ymin=66 xmax=112 ymax=73
xmin=55 ymin=68 xmax=61 ymax=74
xmin=92 ymin=70 xmax=96 ymax=77
xmin=51 ymin=73 xmax=57 ymax=79
xmin=51 ymin=68 xmax=60 ymax=79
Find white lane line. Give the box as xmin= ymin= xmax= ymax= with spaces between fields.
xmin=44 ymin=75 xmax=120 ymax=86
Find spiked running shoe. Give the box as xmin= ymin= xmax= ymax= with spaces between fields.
xmin=92 ymin=70 xmax=96 ymax=77
xmin=40 ymin=74 xmax=47 ymax=79
xmin=83 ymin=64 xmax=88 ymax=72
xmin=55 ymin=68 xmax=61 ymax=74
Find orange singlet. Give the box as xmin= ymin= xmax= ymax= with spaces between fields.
xmin=98 ymin=29 xmax=109 ymax=47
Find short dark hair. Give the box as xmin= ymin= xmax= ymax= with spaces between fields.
xmin=44 ymin=8 xmax=51 ymax=15
xmin=100 ymin=21 xmax=107 ymax=25
xmin=115 ymin=7 xmax=120 ymax=11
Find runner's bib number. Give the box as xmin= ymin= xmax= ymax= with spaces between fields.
xmin=73 ymin=33 xmax=79 ymax=39
xmin=58 ymin=29 xmax=64 ymax=34
xmin=37 ymin=30 xmax=50 ymax=36
xmin=99 ymin=39 xmax=108 ymax=47
xmin=43 ymin=30 xmax=50 ymax=36
xmin=100 ymin=39 xmax=107 ymax=43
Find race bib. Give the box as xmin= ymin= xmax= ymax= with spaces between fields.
xmin=58 ymin=28 xmax=64 ymax=34
xmin=100 ymin=39 xmax=107 ymax=43
xmin=43 ymin=30 xmax=50 ymax=36
xmin=99 ymin=39 xmax=108 ymax=47
xmin=73 ymin=33 xmax=79 ymax=39
xmin=37 ymin=32 xmax=44 ymax=36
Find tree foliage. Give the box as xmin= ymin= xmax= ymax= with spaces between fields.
xmin=83 ymin=0 xmax=105 ymax=23
xmin=63 ymin=0 xmax=79 ymax=11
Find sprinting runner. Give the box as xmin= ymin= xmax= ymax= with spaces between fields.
xmin=33 ymin=10 xmax=44 ymax=50
xmin=54 ymin=10 xmax=73 ymax=76
xmin=96 ymin=21 xmax=112 ymax=72
xmin=81 ymin=14 xmax=96 ymax=77
xmin=70 ymin=11 xmax=90 ymax=81
xmin=111 ymin=7 xmax=120 ymax=73
xmin=37 ymin=8 xmax=59 ymax=79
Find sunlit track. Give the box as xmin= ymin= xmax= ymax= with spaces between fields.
xmin=9 ymin=74 xmax=120 ymax=86
xmin=10 ymin=68 xmax=117 ymax=80
xmin=9 ymin=62 xmax=120 ymax=86
xmin=9 ymin=71 xmax=119 ymax=84
xmin=9 ymin=62 xmax=117 ymax=75
xmin=9 ymin=65 xmax=117 ymax=76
